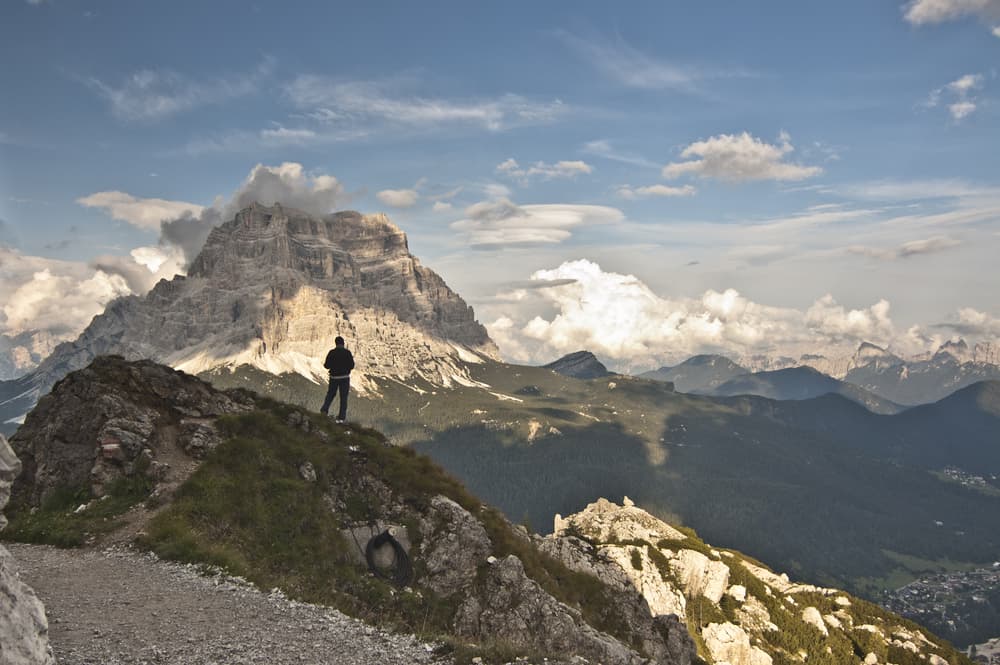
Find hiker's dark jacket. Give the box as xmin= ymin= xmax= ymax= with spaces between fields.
xmin=324 ymin=346 xmax=355 ymax=378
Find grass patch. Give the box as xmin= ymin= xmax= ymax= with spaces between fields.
xmin=4 ymin=474 xmax=153 ymax=547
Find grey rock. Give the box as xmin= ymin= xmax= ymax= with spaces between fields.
xmin=299 ymin=461 xmax=317 ymax=483
xmin=454 ymin=554 xmax=644 ymax=665
xmin=1 ymin=434 xmax=57 ymax=665
xmin=10 ymin=356 xmax=254 ymax=507
xmin=418 ymin=495 xmax=492 ymax=596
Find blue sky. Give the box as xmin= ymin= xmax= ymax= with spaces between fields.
xmin=1 ymin=0 xmax=999 ymax=370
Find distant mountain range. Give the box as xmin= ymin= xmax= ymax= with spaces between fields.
xmin=638 ymin=340 xmax=1000 ymax=408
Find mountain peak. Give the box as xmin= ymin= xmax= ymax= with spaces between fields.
xmin=4 ymin=204 xmax=499 ymax=408
xmin=543 ymin=350 xmax=610 ymax=379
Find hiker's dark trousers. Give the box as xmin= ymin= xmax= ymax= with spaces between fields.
xmin=321 ymin=377 xmax=350 ymax=420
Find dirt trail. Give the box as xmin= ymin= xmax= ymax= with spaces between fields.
xmin=7 ymin=543 xmax=451 ymax=665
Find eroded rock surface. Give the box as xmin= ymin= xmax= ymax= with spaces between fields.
xmin=1 ymin=433 xmax=56 ymax=664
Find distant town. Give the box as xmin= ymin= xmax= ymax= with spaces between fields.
xmin=884 ymin=565 xmax=1000 ymax=658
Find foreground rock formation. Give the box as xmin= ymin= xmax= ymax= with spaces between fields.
xmin=549 ymin=498 xmax=968 ymax=665
xmin=1 ymin=433 xmax=56 ymax=664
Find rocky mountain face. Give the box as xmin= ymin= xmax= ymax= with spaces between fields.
xmin=553 ymin=498 xmax=966 ymax=665
xmin=0 ymin=203 xmax=499 ymax=433
xmin=1 ymin=433 xmax=56 ymax=665
xmin=0 ymin=330 xmax=62 ymax=381
xmin=8 ymin=355 xmax=257 ymax=507
xmin=543 ymin=350 xmax=612 ymax=379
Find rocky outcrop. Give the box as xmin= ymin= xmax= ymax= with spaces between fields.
xmin=549 ymin=498 xmax=967 ymax=665
xmin=1 ymin=203 xmax=499 ymax=419
xmin=455 ymin=555 xmax=647 ymax=665
xmin=9 ymin=355 xmax=255 ymax=507
xmin=1 ymin=434 xmax=56 ymax=664
xmin=543 ymin=351 xmax=611 ymax=379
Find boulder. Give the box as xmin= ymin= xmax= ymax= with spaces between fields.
xmin=418 ymin=495 xmax=492 ymax=596
xmin=702 ymin=622 xmax=772 ymax=665
xmin=669 ymin=549 xmax=729 ymax=603
xmin=0 ymin=433 xmax=56 ymax=664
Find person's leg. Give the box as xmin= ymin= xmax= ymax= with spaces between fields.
xmin=320 ymin=379 xmax=336 ymax=414
xmin=337 ymin=377 xmax=350 ymax=421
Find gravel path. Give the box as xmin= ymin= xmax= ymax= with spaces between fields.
xmin=7 ymin=543 xmax=453 ymax=665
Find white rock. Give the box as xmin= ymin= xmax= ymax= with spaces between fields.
xmin=835 ymin=596 xmax=851 ymax=606
xmin=823 ymin=613 xmax=842 ymax=630
xmin=727 ymin=584 xmax=748 ymax=603
xmin=599 ymin=545 xmax=686 ymax=617
xmin=670 ymin=549 xmax=730 ymax=603
xmin=552 ymin=497 xmax=685 ymax=543
xmin=702 ymin=622 xmax=773 ymax=665
xmin=802 ymin=607 xmax=829 ymax=637
xmin=864 ymin=653 xmax=878 ymax=665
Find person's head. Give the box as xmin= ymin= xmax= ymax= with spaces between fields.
xmin=335 ymin=336 xmax=345 ymax=347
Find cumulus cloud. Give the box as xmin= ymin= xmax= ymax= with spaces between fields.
xmin=847 ymin=235 xmax=961 ymax=260
xmin=450 ymin=199 xmax=623 ymax=248
xmin=80 ymin=162 xmax=347 ymax=266
xmin=943 ymin=307 xmax=1000 ymax=336
xmin=903 ymin=0 xmax=1000 ymax=29
xmin=616 ymin=184 xmax=697 ymax=199
xmin=285 ymin=75 xmax=566 ymax=132
xmin=495 ymin=158 xmax=593 ymax=183
xmin=377 ymin=188 xmax=420 ymax=208
xmin=86 ymin=58 xmax=273 ymax=121
xmin=0 ymin=247 xmax=133 ymax=337
xmin=77 ymin=191 xmax=204 ymax=231
xmin=486 ymin=259 xmax=929 ymax=370
xmin=663 ymin=132 xmax=822 ymax=182
xmin=925 ymin=73 xmax=984 ymax=121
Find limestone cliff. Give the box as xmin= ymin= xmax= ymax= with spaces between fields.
xmin=4 ymin=203 xmax=498 ymax=421
xmin=548 ymin=498 xmax=970 ymax=665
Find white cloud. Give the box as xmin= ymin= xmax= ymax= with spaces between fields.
xmin=432 ymin=201 xmax=453 ymax=212
xmin=377 ymin=188 xmax=420 ymax=208
xmin=285 ymin=75 xmax=566 ymax=132
xmin=847 ymin=235 xmax=961 ymax=260
xmin=0 ymin=247 xmax=133 ymax=337
xmin=496 ymin=158 xmax=593 ymax=183
xmin=946 ymin=307 xmax=1000 ymax=335
xmin=451 ymin=199 xmax=623 ymax=248
xmin=486 ymin=259 xmax=919 ymax=369
xmin=841 ymin=178 xmax=983 ymax=200
xmin=227 ymin=162 xmax=344 ymax=217
xmin=616 ymin=184 xmax=697 ymax=199
xmin=77 ymin=191 xmax=204 ymax=232
xmin=925 ymin=73 xmax=984 ymax=121
xmin=994 ymin=24 xmax=1000 ymax=35
xmin=87 ymin=58 xmax=273 ymax=121
xmin=903 ymin=0 xmax=1000 ymax=27
xmin=663 ymin=132 xmax=822 ymax=182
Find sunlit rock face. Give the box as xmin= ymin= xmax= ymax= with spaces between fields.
xmin=12 ymin=203 xmax=499 ymax=400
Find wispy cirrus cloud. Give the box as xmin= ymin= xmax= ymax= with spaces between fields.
xmin=284 ymin=75 xmax=566 ymax=132
xmin=616 ymin=184 xmax=696 ymax=199
xmin=663 ymin=132 xmax=822 ymax=182
xmin=582 ymin=140 xmax=660 ymax=169
xmin=557 ymin=30 xmax=753 ymax=92
xmin=847 ymin=235 xmax=961 ymax=260
xmin=86 ymin=58 xmax=274 ymax=121
xmin=495 ymin=158 xmax=593 ymax=183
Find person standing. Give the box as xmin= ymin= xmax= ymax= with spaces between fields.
xmin=320 ymin=336 xmax=355 ymax=423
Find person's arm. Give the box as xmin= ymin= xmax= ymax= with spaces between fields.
xmin=347 ymin=350 xmax=355 ymax=371
xmin=324 ymin=350 xmax=334 ymax=370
